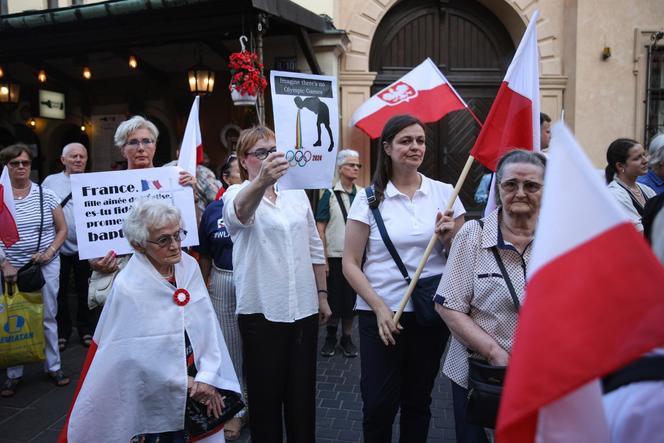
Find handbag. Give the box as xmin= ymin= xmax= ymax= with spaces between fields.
xmin=185 ymin=389 xmax=245 ymax=440
xmin=0 ymin=279 xmax=45 ymax=367
xmin=365 ymin=187 xmax=444 ymax=327
xmin=17 ymin=185 xmax=45 ymax=293
xmin=87 ymin=254 xmax=130 ymax=309
xmin=465 ymin=220 xmax=521 ymax=429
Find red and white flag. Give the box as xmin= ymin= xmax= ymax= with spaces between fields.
xmin=178 ymin=95 xmax=204 ymax=175
xmin=0 ymin=166 xmax=19 ymax=248
xmin=350 ymin=58 xmax=468 ymax=139
xmin=496 ymin=123 xmax=664 ymax=443
xmin=471 ymin=11 xmax=540 ymax=172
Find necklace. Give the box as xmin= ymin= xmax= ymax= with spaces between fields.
xmin=12 ymin=183 xmax=31 ymax=200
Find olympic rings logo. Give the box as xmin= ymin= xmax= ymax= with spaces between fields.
xmin=285 ymin=150 xmax=312 ymax=167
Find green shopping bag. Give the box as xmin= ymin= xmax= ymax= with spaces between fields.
xmin=0 ymin=281 xmax=45 ymax=368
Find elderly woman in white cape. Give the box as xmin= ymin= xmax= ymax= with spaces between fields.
xmin=60 ymin=199 xmax=240 ymax=443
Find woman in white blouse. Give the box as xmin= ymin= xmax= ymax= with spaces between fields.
xmin=222 ymin=126 xmax=331 ymax=443
xmin=343 ymin=115 xmax=465 ymax=442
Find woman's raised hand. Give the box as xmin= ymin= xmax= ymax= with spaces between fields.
xmin=89 ymin=250 xmax=118 ymax=274
xmin=256 ymin=151 xmax=289 ymax=187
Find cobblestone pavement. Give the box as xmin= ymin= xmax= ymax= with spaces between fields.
xmin=0 ymin=322 xmax=455 ymax=442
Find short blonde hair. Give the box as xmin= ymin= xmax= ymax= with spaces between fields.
xmin=235 ymin=126 xmax=276 ymax=181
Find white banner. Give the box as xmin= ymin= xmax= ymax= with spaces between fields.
xmin=71 ymin=167 xmax=199 ymax=259
xmin=270 ymin=71 xmax=339 ymax=190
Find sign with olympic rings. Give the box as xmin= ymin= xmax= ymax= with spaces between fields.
xmin=270 ymin=70 xmax=339 ymax=190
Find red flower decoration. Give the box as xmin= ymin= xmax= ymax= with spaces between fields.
xmin=228 ymin=50 xmax=268 ymax=96
xmin=173 ymin=288 xmax=190 ymax=306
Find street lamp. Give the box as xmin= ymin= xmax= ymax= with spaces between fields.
xmin=187 ymin=63 xmax=215 ymax=95
xmin=0 ymin=79 xmax=20 ymax=104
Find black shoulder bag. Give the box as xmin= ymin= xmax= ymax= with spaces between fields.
xmin=365 ymin=187 xmax=444 ymax=327
xmin=17 ymin=185 xmax=46 ymax=293
xmin=465 ymin=219 xmax=521 ymax=429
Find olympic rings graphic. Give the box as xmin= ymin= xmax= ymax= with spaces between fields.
xmin=285 ymin=150 xmax=313 ymax=167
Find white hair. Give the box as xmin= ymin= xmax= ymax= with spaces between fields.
xmin=114 ymin=116 xmax=159 ymax=149
xmin=61 ymin=142 xmax=87 ymax=157
xmin=336 ymin=149 xmax=360 ymax=168
xmin=649 ymin=133 xmax=664 ymax=167
xmin=123 ymin=199 xmax=182 ymax=246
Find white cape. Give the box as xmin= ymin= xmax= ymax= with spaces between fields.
xmin=62 ymin=252 xmax=240 ymax=443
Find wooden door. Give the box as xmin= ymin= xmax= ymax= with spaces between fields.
xmin=369 ymin=0 xmax=515 ymax=211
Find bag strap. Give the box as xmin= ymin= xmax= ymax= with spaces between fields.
xmin=615 ymin=181 xmax=647 ymax=216
xmin=365 ymin=187 xmax=411 ymax=283
xmin=476 ymin=218 xmax=520 ymax=312
xmin=60 ymin=192 xmax=72 ymax=208
xmin=333 ymin=190 xmax=348 ymax=224
xmin=37 ymin=184 xmax=44 ymax=252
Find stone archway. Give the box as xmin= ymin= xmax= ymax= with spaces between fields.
xmin=337 ymin=0 xmax=567 ymax=186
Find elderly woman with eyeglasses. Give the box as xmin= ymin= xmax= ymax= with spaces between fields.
xmin=222 ymin=126 xmax=331 ymax=443
xmin=435 ymin=150 xmax=546 ymax=442
xmin=196 ymin=153 xmax=246 ymax=440
xmin=61 ymin=199 xmax=241 ymax=442
xmin=0 ymin=144 xmax=69 ymax=397
xmin=89 ymin=116 xmax=196 ymax=301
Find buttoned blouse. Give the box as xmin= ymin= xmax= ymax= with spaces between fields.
xmin=223 ymin=181 xmax=325 ymax=323
xmin=435 ymin=209 xmax=530 ymax=388
xmin=347 ymin=174 xmax=465 ymax=312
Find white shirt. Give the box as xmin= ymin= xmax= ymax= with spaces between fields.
xmin=223 ymin=181 xmax=325 ymax=322
xmin=347 ymin=174 xmax=465 ymax=312
xmin=43 ymin=172 xmax=78 ymax=255
xmin=607 ymin=180 xmax=655 ymax=232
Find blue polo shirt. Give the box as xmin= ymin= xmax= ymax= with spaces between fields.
xmin=637 ymin=170 xmax=664 ymax=195
xmin=195 ymin=199 xmax=233 ymax=270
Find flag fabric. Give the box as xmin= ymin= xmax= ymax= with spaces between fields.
xmin=0 ymin=166 xmax=19 ymax=248
xmin=350 ymin=58 xmax=468 ymax=139
xmin=470 ymin=11 xmax=541 ymax=172
xmin=179 ymin=95 xmax=204 ymax=174
xmin=59 ymin=252 xmax=240 ymax=443
xmin=496 ymin=123 xmax=664 ymax=443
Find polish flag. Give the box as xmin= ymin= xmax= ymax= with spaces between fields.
xmin=0 ymin=166 xmax=19 ymax=248
xmin=471 ymin=11 xmax=540 ymax=172
xmin=350 ymin=58 xmax=469 ymax=139
xmin=178 ymin=95 xmax=204 ymax=175
xmin=496 ymin=123 xmax=664 ymax=442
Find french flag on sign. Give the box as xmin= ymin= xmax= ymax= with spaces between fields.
xmin=350 ymin=58 xmax=469 ymax=139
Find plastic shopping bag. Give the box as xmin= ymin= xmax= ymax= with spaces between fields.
xmin=0 ymin=282 xmax=45 ymax=368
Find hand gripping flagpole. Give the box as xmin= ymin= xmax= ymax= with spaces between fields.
xmin=392 ymin=154 xmax=476 ymax=323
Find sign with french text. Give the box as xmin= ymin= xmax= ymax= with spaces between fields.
xmin=270 ymin=71 xmax=339 ymax=190
xmin=71 ymin=167 xmax=198 ymax=260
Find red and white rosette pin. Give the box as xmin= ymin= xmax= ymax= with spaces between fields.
xmin=173 ymin=288 xmax=190 ymax=307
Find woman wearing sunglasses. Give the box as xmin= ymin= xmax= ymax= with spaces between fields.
xmin=222 ymin=126 xmax=331 ymax=443
xmin=0 ymin=144 xmax=69 ymax=397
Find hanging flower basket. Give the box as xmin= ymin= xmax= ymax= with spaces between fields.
xmin=231 ymin=88 xmax=258 ymax=106
xmin=228 ymin=48 xmax=267 ymax=107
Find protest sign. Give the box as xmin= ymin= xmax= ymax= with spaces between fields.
xmin=270 ymin=71 xmax=339 ymax=190
xmin=71 ymin=167 xmax=199 ymax=259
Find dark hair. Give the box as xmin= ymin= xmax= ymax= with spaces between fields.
xmin=494 ymin=149 xmax=546 ymax=205
xmin=219 ymin=154 xmax=237 ymax=189
xmin=0 ymin=143 xmax=33 ymax=166
xmin=540 ymin=112 xmax=551 ymax=125
xmin=605 ymin=138 xmax=639 ymax=183
xmin=370 ymin=114 xmax=426 ymax=208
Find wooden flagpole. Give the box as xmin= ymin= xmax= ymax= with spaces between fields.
xmin=392 ymin=154 xmax=476 ymax=323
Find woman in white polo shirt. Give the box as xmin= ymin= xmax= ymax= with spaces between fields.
xmin=343 ymin=114 xmax=465 ymax=442
xmin=223 ymin=126 xmax=332 ymax=443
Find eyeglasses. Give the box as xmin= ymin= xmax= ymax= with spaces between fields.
xmin=7 ymin=160 xmax=31 ymax=168
xmin=146 ymin=229 xmax=187 ymax=248
xmin=499 ymin=180 xmax=543 ymax=194
xmin=246 ymin=147 xmax=277 ymax=160
xmin=344 ymin=163 xmax=362 ymax=169
xmin=125 ymin=138 xmax=155 ymax=148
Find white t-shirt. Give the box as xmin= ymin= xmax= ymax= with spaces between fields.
xmin=607 ymin=180 xmax=655 ymax=232
xmin=43 ymin=171 xmax=78 ymax=255
xmin=347 ymin=174 xmax=466 ymax=312
xmin=223 ymin=181 xmax=325 ymax=323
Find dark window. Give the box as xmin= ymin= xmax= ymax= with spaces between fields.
xmin=646 ymin=43 xmax=664 ymax=144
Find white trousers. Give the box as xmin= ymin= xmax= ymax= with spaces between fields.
xmin=7 ymin=255 xmax=62 ymax=379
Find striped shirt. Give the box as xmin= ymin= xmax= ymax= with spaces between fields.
xmin=1 ymin=183 xmax=60 ymax=267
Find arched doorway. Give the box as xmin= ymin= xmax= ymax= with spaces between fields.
xmin=369 ymin=0 xmax=515 ymax=209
